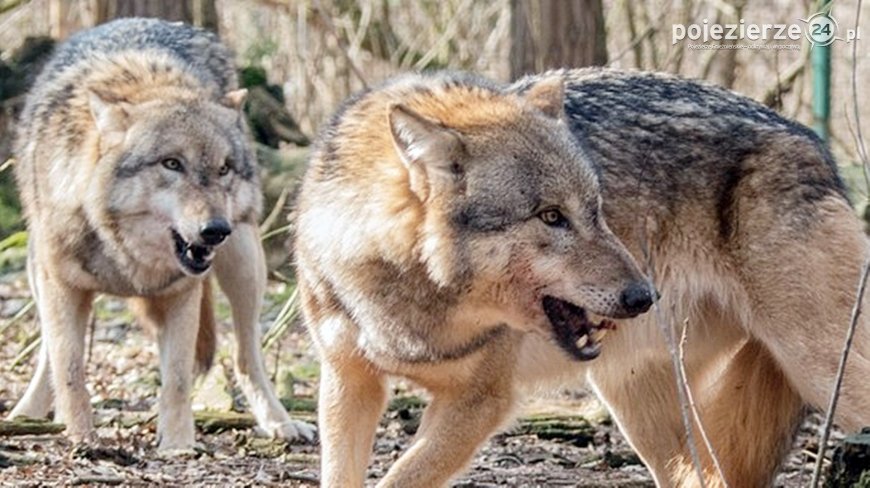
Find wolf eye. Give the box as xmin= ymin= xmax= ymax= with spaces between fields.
xmin=161 ymin=158 xmax=184 ymax=172
xmin=219 ymin=163 xmax=231 ymax=176
xmin=539 ymin=209 xmax=569 ymax=229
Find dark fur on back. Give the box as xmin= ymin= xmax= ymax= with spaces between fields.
xmin=18 ymin=17 xmax=237 ymax=147
xmin=515 ymin=68 xmax=846 ymax=245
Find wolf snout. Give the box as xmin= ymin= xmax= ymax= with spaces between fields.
xmin=200 ymin=218 xmax=232 ymax=246
xmin=619 ymin=282 xmax=655 ymax=316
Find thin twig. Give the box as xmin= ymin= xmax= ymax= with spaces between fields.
xmin=261 ymin=223 xmax=292 ymax=242
xmin=678 ymin=319 xmax=730 ymax=487
xmin=262 ymin=288 xmax=300 ymax=350
xmin=810 ymin=2 xmax=869 ymax=485
xmin=0 ymin=158 xmax=15 ymax=173
xmin=810 ymin=4 xmax=870 ymax=488
xmin=638 ymin=228 xmax=707 ymax=487
xmin=312 ymin=0 xmax=369 ymax=89
xmin=259 ymin=186 xmax=291 ymax=235
xmin=810 ymin=256 xmax=870 ymax=487
xmin=609 ymin=25 xmax=656 ymax=66
xmin=761 ymin=48 xmax=810 ymax=108
xmin=0 ymin=298 xmax=34 ymax=336
xmin=12 ymin=333 xmax=39 ymax=367
xmin=412 ymin=0 xmax=473 ymax=71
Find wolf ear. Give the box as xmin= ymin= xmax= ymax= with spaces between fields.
xmin=522 ymin=76 xmax=565 ymax=120
xmin=389 ymin=104 xmax=464 ymax=199
xmin=223 ymin=89 xmax=248 ymax=110
xmin=88 ymin=89 xmax=130 ymax=135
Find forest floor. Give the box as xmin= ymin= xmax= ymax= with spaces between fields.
xmin=0 ymin=269 xmax=840 ymax=487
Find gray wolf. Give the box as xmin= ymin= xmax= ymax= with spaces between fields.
xmin=295 ymin=68 xmax=870 ymax=487
xmin=9 ymin=18 xmax=314 ymax=450
xmin=294 ymin=71 xmax=652 ymax=486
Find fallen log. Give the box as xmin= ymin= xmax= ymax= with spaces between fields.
xmin=0 ymin=418 xmax=65 ymax=436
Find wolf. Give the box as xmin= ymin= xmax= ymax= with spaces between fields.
xmin=9 ymin=18 xmax=314 ymax=450
xmin=294 ymin=71 xmax=653 ymax=486
xmin=295 ymin=67 xmax=870 ymax=487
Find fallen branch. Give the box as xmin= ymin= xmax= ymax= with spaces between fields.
xmin=70 ymin=476 xmax=123 ymax=486
xmin=194 ymin=410 xmax=256 ymax=434
xmin=0 ymin=418 xmax=65 ymax=436
xmin=511 ymin=415 xmax=595 ymax=447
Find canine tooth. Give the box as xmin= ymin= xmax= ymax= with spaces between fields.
xmin=590 ymin=328 xmax=608 ymax=343
xmin=575 ymin=335 xmax=589 ymax=348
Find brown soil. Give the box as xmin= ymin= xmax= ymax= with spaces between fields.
xmin=0 ymin=273 xmax=838 ymax=487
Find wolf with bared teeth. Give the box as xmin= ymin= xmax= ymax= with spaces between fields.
xmin=10 ymin=18 xmax=314 ymax=450
xmin=294 ymin=71 xmax=653 ymax=487
xmin=296 ymin=68 xmax=870 ymax=487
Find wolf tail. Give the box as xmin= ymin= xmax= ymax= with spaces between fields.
xmin=195 ymin=278 xmax=217 ymax=375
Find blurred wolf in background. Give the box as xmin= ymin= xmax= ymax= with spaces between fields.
xmin=9 ymin=18 xmax=314 ymax=450
xmin=296 ymin=67 xmax=870 ymax=487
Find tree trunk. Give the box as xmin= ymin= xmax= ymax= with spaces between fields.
xmin=94 ymin=0 xmax=217 ymax=29
xmin=510 ymin=0 xmax=607 ymax=79
xmin=48 ymin=0 xmax=219 ymax=39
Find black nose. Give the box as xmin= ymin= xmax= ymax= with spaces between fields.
xmin=620 ymin=282 xmax=654 ymax=316
xmin=200 ymin=218 xmax=232 ymax=246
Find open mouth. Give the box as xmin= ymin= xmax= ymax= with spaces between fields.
xmin=171 ymin=229 xmax=215 ymax=275
xmin=542 ymin=295 xmax=617 ymax=361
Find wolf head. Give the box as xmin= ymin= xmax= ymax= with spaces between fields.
xmin=389 ymin=76 xmax=652 ymax=360
xmin=86 ymin=86 xmax=260 ymax=276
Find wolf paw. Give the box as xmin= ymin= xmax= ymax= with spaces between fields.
xmin=256 ymin=419 xmax=317 ymax=444
xmin=155 ymin=441 xmax=206 ymax=458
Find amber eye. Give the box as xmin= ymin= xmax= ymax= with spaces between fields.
xmin=539 ymin=209 xmax=569 ymax=229
xmin=219 ymin=163 xmax=231 ymax=176
xmin=161 ymin=158 xmax=184 ymax=172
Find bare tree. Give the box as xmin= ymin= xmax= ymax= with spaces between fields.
xmin=509 ymin=0 xmax=607 ymax=79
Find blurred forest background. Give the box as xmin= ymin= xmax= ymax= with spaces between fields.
xmin=0 ymin=0 xmax=869 ymax=249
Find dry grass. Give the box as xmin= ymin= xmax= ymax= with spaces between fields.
xmin=2 ymin=0 xmax=867 ymax=168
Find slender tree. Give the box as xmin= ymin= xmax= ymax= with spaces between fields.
xmin=510 ymin=0 xmax=607 ymax=79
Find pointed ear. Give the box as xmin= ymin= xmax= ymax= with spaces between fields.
xmin=388 ymin=104 xmax=464 ymax=198
xmin=522 ymin=76 xmax=565 ymax=119
xmin=223 ymin=89 xmax=248 ymax=110
xmin=88 ymin=89 xmax=130 ymax=135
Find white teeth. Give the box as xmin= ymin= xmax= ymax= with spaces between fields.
xmin=575 ymin=334 xmax=589 ymax=349
xmin=590 ymin=328 xmax=609 ymax=343
xmin=186 ymin=248 xmax=195 ymax=260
